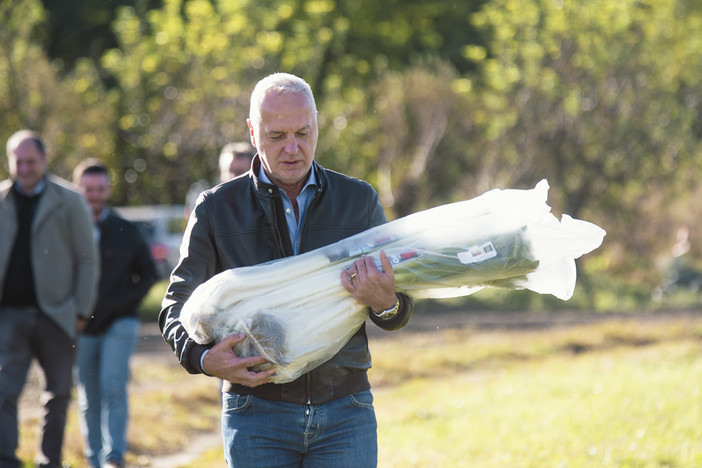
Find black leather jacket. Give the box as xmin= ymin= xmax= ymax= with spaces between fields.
xmin=159 ymin=157 xmax=413 ymax=404
xmin=86 ymin=211 xmax=157 ymax=335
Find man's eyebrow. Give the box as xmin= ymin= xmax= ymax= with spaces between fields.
xmin=266 ymin=125 xmax=311 ymax=136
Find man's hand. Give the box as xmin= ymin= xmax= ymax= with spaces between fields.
xmin=341 ymin=250 xmax=397 ymax=314
xmin=202 ymin=333 xmax=275 ymax=387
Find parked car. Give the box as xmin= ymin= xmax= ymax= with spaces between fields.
xmin=113 ymin=205 xmax=187 ymax=279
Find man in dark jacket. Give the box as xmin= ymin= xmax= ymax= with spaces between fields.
xmin=160 ymin=72 xmax=414 ymax=467
xmin=73 ymin=160 xmax=157 ymax=468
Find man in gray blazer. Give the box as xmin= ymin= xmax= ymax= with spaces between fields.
xmin=0 ymin=130 xmax=99 ymax=468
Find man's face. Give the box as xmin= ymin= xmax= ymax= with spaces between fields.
xmin=221 ymin=155 xmax=252 ymax=182
xmin=79 ymin=173 xmax=111 ymax=218
xmin=8 ymin=138 xmax=47 ymax=193
xmin=248 ymin=91 xmax=318 ymax=194
xmin=229 ymin=156 xmax=252 ymax=179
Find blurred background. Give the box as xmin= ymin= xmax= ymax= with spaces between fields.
xmin=2 ymin=0 xmax=702 ymax=312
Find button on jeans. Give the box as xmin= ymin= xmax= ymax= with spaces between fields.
xmin=221 ymin=390 xmax=378 ymax=468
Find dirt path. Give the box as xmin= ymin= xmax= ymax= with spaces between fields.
xmin=18 ymin=324 xmax=219 ymax=468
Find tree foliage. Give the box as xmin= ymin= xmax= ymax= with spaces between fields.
xmin=97 ymin=0 xmax=486 ymax=204
xmin=465 ymin=0 xmax=702 ymax=266
xmin=38 ymin=0 xmax=162 ymax=75
xmin=2 ymin=0 xmax=702 ymax=292
xmin=0 ymin=0 xmax=116 ymax=182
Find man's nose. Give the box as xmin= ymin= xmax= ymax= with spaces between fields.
xmin=284 ymin=135 xmax=299 ymax=154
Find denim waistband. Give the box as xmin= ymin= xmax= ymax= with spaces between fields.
xmin=224 ymin=369 xmax=371 ymax=404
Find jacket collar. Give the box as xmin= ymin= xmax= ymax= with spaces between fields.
xmin=31 ymin=178 xmax=62 ymax=234
xmin=0 ymin=179 xmax=13 ymax=201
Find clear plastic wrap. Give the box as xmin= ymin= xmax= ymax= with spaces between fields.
xmin=180 ymin=180 xmax=605 ymax=383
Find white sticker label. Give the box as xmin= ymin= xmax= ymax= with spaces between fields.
xmin=457 ymin=242 xmax=497 ymax=264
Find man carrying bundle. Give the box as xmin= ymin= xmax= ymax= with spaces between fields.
xmin=160 ymin=72 xmax=414 ymax=467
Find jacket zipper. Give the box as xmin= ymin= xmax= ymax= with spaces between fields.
xmin=302 ymin=186 xmax=320 ymax=411
xmin=267 ymin=190 xmax=289 ymax=257
xmin=268 ymin=176 xmax=320 ymax=407
xmin=306 ymin=372 xmax=312 ymax=415
xmin=298 ymin=187 xmax=321 ymax=255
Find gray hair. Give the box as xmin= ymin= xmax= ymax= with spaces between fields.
xmin=219 ymin=141 xmax=255 ymax=160
xmin=6 ymin=129 xmax=45 ymax=157
xmin=248 ymin=73 xmax=317 ymax=128
xmin=219 ymin=141 xmax=255 ymax=170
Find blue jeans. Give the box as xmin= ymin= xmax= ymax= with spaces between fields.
xmin=0 ymin=306 xmax=76 ymax=468
xmin=222 ymin=390 xmax=378 ymax=468
xmin=74 ymin=317 xmax=139 ymax=468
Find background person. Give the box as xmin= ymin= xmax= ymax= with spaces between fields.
xmin=214 ymin=141 xmax=255 ymax=396
xmin=73 ymin=159 xmax=158 ymax=468
xmin=185 ymin=141 xmax=256 ymax=218
xmin=0 ymin=130 xmax=99 ymax=468
xmin=218 ymin=141 xmax=255 ymax=182
xmin=160 ymin=72 xmax=414 ymax=468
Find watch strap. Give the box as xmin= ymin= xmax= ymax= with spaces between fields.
xmin=373 ymin=297 xmax=400 ymax=320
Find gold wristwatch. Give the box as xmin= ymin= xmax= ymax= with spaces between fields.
xmin=373 ymin=297 xmax=400 ymax=320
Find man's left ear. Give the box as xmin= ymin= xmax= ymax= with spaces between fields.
xmin=246 ymin=119 xmax=257 ymax=148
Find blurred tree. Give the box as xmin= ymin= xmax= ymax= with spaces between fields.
xmin=38 ymin=0 xmax=162 ymax=79
xmin=257 ymin=0 xmax=488 ymax=96
xmin=464 ymin=0 xmax=702 ymax=266
xmin=0 ymin=0 xmax=117 ymax=182
xmin=101 ymin=0 xmax=266 ymax=204
xmin=319 ymin=60 xmax=480 ymax=218
xmin=3 ymin=0 xmax=702 ymax=304
xmin=99 ymin=0 xmax=489 ymax=205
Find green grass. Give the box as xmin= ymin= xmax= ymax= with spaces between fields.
xmin=373 ymin=339 xmax=701 ymax=467
xmin=370 ymin=318 xmax=702 ymax=467
xmin=17 ymin=313 xmax=702 ymax=467
xmin=138 ymin=279 xmax=169 ymax=322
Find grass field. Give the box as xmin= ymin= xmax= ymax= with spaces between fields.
xmin=17 ymin=312 xmax=702 ymax=468
xmin=371 ymin=319 xmax=701 ymax=467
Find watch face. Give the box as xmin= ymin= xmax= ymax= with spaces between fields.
xmin=376 ymin=299 xmax=399 ymax=319
xmin=380 ymin=310 xmax=398 ymax=319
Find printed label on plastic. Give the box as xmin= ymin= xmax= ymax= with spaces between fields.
xmin=457 ymin=242 xmax=497 ymax=264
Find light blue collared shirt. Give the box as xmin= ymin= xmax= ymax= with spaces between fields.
xmin=93 ymin=207 xmax=110 ymax=243
xmin=14 ymin=177 xmax=47 ymax=196
xmin=258 ymin=166 xmax=318 ymax=255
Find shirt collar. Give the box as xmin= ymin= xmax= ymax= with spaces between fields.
xmin=14 ymin=176 xmax=47 ymax=196
xmin=257 ymin=165 xmax=317 ymax=196
xmin=96 ymin=207 xmax=110 ymax=224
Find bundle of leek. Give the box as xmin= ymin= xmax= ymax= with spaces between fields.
xmin=180 ymin=180 xmax=605 ymax=383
